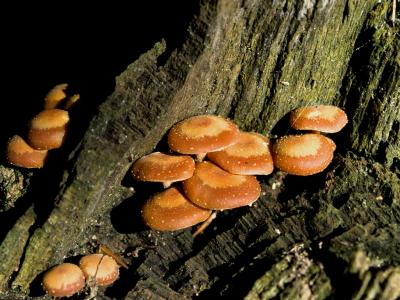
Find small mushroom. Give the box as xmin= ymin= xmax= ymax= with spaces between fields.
xmin=168 ymin=115 xmax=239 ymax=161
xmin=79 ymin=254 xmax=120 ymax=286
xmin=42 ymin=263 xmax=85 ymax=297
xmin=27 ymin=109 xmax=69 ymax=150
xmin=272 ymin=133 xmax=336 ymax=176
xmin=289 ymin=105 xmax=348 ymax=133
xmin=6 ymin=135 xmax=48 ymax=168
xmin=141 ymin=187 xmax=212 ymax=231
xmin=183 ymin=161 xmax=261 ymax=210
xmin=44 ymin=83 xmax=68 ymax=110
xmin=131 ymin=152 xmax=195 ymax=188
xmin=207 ymin=132 xmax=274 ymax=175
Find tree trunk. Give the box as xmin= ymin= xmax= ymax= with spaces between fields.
xmin=1 ymin=0 xmax=399 ymax=299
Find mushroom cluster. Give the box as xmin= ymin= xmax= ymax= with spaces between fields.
xmin=42 ymin=253 xmax=120 ymax=298
xmin=6 ymin=84 xmax=79 ymax=169
xmin=132 ymin=106 xmax=347 ymax=235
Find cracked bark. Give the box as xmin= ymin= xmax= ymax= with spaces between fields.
xmin=0 ymin=0 xmax=399 ymax=299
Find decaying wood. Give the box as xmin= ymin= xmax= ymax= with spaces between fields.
xmin=0 ymin=0 xmax=399 ymax=299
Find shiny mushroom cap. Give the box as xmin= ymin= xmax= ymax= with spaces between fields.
xmin=42 ymin=263 xmax=85 ymax=298
xmin=289 ymin=105 xmax=348 ymax=133
xmin=6 ymin=135 xmax=48 ymax=168
xmin=183 ymin=161 xmax=261 ymax=210
xmin=272 ymin=133 xmax=336 ymax=176
xmin=207 ymin=132 xmax=274 ymax=175
xmin=141 ymin=187 xmax=212 ymax=231
xmin=168 ymin=115 xmax=239 ymax=160
xmin=44 ymin=83 xmax=68 ymax=110
xmin=27 ymin=109 xmax=69 ymax=150
xmin=131 ymin=152 xmax=195 ymax=188
xmin=79 ymin=254 xmax=119 ymax=286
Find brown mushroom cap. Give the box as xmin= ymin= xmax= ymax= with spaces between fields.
xmin=44 ymin=83 xmax=68 ymax=110
xmin=141 ymin=187 xmax=212 ymax=231
xmin=42 ymin=263 xmax=85 ymax=297
xmin=168 ymin=115 xmax=239 ymax=156
xmin=131 ymin=152 xmax=195 ymax=187
xmin=272 ymin=133 xmax=336 ymax=176
xmin=6 ymin=135 xmax=48 ymax=168
xmin=27 ymin=109 xmax=69 ymax=150
xmin=79 ymin=254 xmax=119 ymax=286
xmin=182 ymin=161 xmax=261 ymax=210
xmin=289 ymin=105 xmax=348 ymax=133
xmin=207 ymin=132 xmax=274 ymax=175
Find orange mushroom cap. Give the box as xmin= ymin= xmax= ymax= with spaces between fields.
xmin=289 ymin=105 xmax=348 ymax=133
xmin=141 ymin=187 xmax=212 ymax=231
xmin=207 ymin=132 xmax=274 ymax=175
xmin=42 ymin=263 xmax=85 ymax=297
xmin=131 ymin=152 xmax=195 ymax=187
xmin=79 ymin=254 xmax=119 ymax=286
xmin=168 ymin=115 xmax=239 ymax=159
xmin=6 ymin=135 xmax=48 ymax=168
xmin=272 ymin=133 xmax=336 ymax=176
xmin=183 ymin=161 xmax=261 ymax=210
xmin=44 ymin=83 xmax=68 ymax=110
xmin=27 ymin=109 xmax=69 ymax=150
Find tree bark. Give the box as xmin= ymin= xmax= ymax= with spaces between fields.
xmin=0 ymin=0 xmax=399 ymax=299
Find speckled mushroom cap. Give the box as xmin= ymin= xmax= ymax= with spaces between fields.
xmin=6 ymin=135 xmax=48 ymax=168
xmin=79 ymin=254 xmax=119 ymax=286
xmin=131 ymin=152 xmax=195 ymax=186
xmin=44 ymin=83 xmax=68 ymax=109
xmin=207 ymin=132 xmax=274 ymax=175
xmin=289 ymin=105 xmax=348 ymax=133
xmin=27 ymin=109 xmax=69 ymax=150
xmin=168 ymin=115 xmax=239 ymax=156
xmin=272 ymin=133 xmax=336 ymax=176
xmin=42 ymin=263 xmax=85 ymax=297
xmin=182 ymin=161 xmax=261 ymax=210
xmin=141 ymin=187 xmax=212 ymax=231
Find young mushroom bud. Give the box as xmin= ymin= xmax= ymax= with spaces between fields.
xmin=183 ymin=161 xmax=261 ymax=210
xmin=168 ymin=115 xmax=239 ymax=161
xmin=289 ymin=105 xmax=348 ymax=133
xmin=42 ymin=263 xmax=85 ymax=297
xmin=272 ymin=133 xmax=336 ymax=176
xmin=44 ymin=83 xmax=68 ymax=110
xmin=207 ymin=132 xmax=274 ymax=175
xmin=141 ymin=187 xmax=212 ymax=231
xmin=79 ymin=254 xmax=120 ymax=286
xmin=6 ymin=135 xmax=48 ymax=168
xmin=131 ymin=152 xmax=195 ymax=188
xmin=27 ymin=109 xmax=70 ymax=150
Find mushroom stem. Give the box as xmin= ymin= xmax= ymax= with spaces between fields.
xmin=162 ymin=181 xmax=173 ymax=189
xmin=195 ymin=153 xmax=206 ymax=162
xmin=192 ymin=211 xmax=217 ymax=238
xmin=64 ymin=94 xmax=80 ymax=110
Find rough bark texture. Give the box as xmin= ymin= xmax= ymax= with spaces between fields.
xmin=0 ymin=0 xmax=399 ymax=299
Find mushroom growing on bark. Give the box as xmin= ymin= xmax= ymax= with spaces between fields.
xmin=207 ymin=132 xmax=274 ymax=175
xmin=168 ymin=115 xmax=239 ymax=161
xmin=6 ymin=135 xmax=48 ymax=168
xmin=141 ymin=187 xmax=212 ymax=231
xmin=183 ymin=161 xmax=261 ymax=210
xmin=79 ymin=254 xmax=120 ymax=286
xmin=289 ymin=105 xmax=348 ymax=133
xmin=42 ymin=263 xmax=85 ymax=297
xmin=131 ymin=152 xmax=195 ymax=188
xmin=272 ymin=133 xmax=336 ymax=176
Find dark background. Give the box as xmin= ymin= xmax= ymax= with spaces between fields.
xmin=0 ymin=2 xmax=198 ymax=152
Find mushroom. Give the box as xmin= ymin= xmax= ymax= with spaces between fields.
xmin=6 ymin=135 xmax=48 ymax=168
xmin=272 ymin=133 xmax=336 ymax=176
xmin=27 ymin=109 xmax=69 ymax=150
xmin=44 ymin=83 xmax=68 ymax=110
xmin=289 ymin=105 xmax=348 ymax=133
xmin=42 ymin=263 xmax=85 ymax=297
xmin=168 ymin=115 xmax=239 ymax=161
xmin=207 ymin=132 xmax=274 ymax=175
xmin=131 ymin=152 xmax=195 ymax=188
xmin=182 ymin=161 xmax=261 ymax=210
xmin=141 ymin=187 xmax=212 ymax=231
xmin=79 ymin=254 xmax=119 ymax=286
